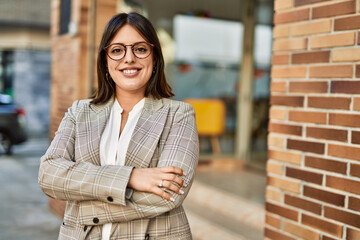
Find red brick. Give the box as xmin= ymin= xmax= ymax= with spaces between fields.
xmin=302 ymin=213 xmax=343 ymax=238
xmin=274 ymin=8 xmax=310 ymax=24
xmin=266 ymin=187 xmax=282 ymax=202
xmin=305 ymin=156 xmax=347 ymax=174
xmin=267 ymin=160 xmax=284 ymax=175
xmin=350 ymin=163 xmax=360 ymax=178
xmin=265 ymin=213 xmax=281 ymax=229
xmin=268 ymin=135 xmax=285 ymax=148
xmin=266 ymin=202 xmax=298 ymax=221
xmin=330 ymin=113 xmax=360 ymax=128
xmin=268 ymin=176 xmax=301 ymax=193
xmin=308 ymin=97 xmax=351 ymax=110
xmin=265 ymin=227 xmax=296 ymax=240
xmin=271 ymin=81 xmax=286 ymax=93
xmin=287 ymin=139 xmax=325 ymax=154
xmin=273 ymin=25 xmax=290 ymax=38
xmin=309 ymin=65 xmax=353 ymax=78
xmin=292 ymin=19 xmax=332 ymax=37
xmin=331 ymin=81 xmax=360 ymax=94
xmin=332 ymin=48 xmax=360 ymax=62
xmin=270 ymin=95 xmax=304 ymax=107
xmin=274 ymin=0 xmax=293 ymax=11
xmin=273 ymin=38 xmax=308 ymax=51
xmin=347 ymin=227 xmax=360 ymax=240
xmin=286 ymin=167 xmax=323 ymax=185
xmin=285 ymin=194 xmax=321 ymax=215
xmin=356 ymin=65 xmax=360 ymax=78
xmin=269 ymin=107 xmax=286 ymax=120
xmin=326 ymin=175 xmax=360 ymax=195
xmin=328 ymin=144 xmax=360 ymax=161
xmin=351 ymin=131 xmax=360 ymax=144
xmin=335 ymin=15 xmax=360 ymax=31
xmin=325 ymin=206 xmax=360 ymax=228
xmin=294 ymin=0 xmax=329 ymax=6
xmin=289 ymin=110 xmax=327 ymax=124
xmin=268 ymin=149 xmax=302 ymax=165
xmin=289 ymin=81 xmax=328 ymax=93
xmin=303 ymin=185 xmax=345 ymax=206
xmin=271 ymin=66 xmax=306 ymax=78
xmin=311 ymin=32 xmax=355 ymax=49
xmin=349 ymin=197 xmax=360 ymax=212
xmin=312 ymin=0 xmax=355 ymax=19
xmin=283 ymin=220 xmax=321 ymax=240
xmin=306 ymin=126 xmax=347 ymax=142
xmin=323 ymin=236 xmax=337 ymax=240
xmin=268 ymin=123 xmax=302 ymax=136
xmin=358 ymin=32 xmax=360 ymax=45
xmin=353 ymin=97 xmax=360 ymax=111
xmin=292 ymin=51 xmax=330 ymax=64
xmin=272 ymin=54 xmax=289 ymax=65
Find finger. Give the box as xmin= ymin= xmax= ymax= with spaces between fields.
xmin=163 ymin=173 xmax=185 ymax=187
xmin=153 ymin=186 xmax=175 ymax=202
xmin=160 ymin=166 xmax=185 ymax=176
xmin=161 ymin=180 xmax=185 ymax=195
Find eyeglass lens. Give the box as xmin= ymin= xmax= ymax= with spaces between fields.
xmin=106 ymin=42 xmax=152 ymax=60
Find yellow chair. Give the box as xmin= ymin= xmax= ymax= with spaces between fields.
xmin=184 ymin=98 xmax=226 ymax=154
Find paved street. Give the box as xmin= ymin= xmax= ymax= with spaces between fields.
xmin=0 ymin=137 xmax=265 ymax=240
xmin=0 ymin=138 xmax=60 ymax=240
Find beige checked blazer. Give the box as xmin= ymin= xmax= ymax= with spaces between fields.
xmin=38 ymin=97 xmax=199 ymax=240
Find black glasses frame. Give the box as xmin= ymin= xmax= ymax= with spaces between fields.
xmin=104 ymin=41 xmax=155 ymax=61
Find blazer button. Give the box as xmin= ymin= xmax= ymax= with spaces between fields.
xmin=84 ymin=225 xmax=88 ymax=231
xmin=93 ymin=217 xmax=99 ymax=224
xmin=107 ymin=196 xmax=113 ymax=202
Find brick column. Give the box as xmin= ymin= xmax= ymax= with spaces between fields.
xmin=266 ymin=0 xmax=360 ymax=239
xmin=49 ymin=0 xmax=117 ymax=218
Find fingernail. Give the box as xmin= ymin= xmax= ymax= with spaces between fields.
xmin=179 ymin=189 xmax=184 ymax=195
xmin=170 ymin=197 xmax=175 ymax=202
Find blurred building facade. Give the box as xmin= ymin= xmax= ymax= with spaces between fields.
xmin=48 ymin=0 xmax=360 ymax=239
xmin=0 ymin=0 xmax=51 ymax=136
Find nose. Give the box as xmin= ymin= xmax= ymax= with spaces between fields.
xmin=123 ymin=46 xmax=136 ymax=63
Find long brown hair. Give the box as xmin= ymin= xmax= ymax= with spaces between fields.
xmin=91 ymin=12 xmax=174 ymax=105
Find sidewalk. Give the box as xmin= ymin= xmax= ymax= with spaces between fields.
xmin=0 ymin=137 xmax=266 ymax=240
xmin=184 ymin=163 xmax=266 ymax=240
xmin=0 ymin=137 xmax=60 ymax=240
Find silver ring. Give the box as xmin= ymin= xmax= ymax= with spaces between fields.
xmin=159 ymin=180 xmax=164 ymax=188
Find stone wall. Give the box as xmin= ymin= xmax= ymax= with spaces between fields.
xmin=266 ymin=0 xmax=360 ymax=239
xmin=13 ymin=50 xmax=51 ymax=137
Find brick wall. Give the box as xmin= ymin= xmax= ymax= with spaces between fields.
xmin=267 ymin=0 xmax=360 ymax=239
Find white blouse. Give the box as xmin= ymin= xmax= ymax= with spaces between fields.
xmin=99 ymin=98 xmax=145 ymax=240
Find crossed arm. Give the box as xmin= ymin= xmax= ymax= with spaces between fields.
xmin=38 ymin=101 xmax=199 ymax=224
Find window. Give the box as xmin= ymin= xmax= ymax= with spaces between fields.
xmin=0 ymin=51 xmax=14 ymax=96
xmin=59 ymin=0 xmax=72 ymax=35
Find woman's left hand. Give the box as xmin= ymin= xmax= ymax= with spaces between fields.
xmin=127 ymin=166 xmax=186 ymax=202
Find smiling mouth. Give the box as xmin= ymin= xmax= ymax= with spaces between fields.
xmin=121 ymin=69 xmax=141 ymax=74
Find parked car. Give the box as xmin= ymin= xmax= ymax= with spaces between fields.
xmin=0 ymin=94 xmax=27 ymax=155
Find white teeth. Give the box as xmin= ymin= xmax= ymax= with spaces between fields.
xmin=123 ymin=69 xmax=138 ymax=74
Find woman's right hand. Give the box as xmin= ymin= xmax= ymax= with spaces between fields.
xmin=127 ymin=166 xmax=186 ymax=202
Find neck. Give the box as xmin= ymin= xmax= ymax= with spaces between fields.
xmin=115 ymin=91 xmax=145 ymax=113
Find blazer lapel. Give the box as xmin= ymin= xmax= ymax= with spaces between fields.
xmin=125 ymin=97 xmax=169 ymax=168
xmin=85 ymin=98 xmax=114 ymax=165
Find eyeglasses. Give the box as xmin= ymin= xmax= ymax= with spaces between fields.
xmin=104 ymin=41 xmax=155 ymax=61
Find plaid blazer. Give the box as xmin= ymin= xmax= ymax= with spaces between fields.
xmin=38 ymin=97 xmax=199 ymax=240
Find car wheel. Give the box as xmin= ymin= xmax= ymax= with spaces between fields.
xmin=0 ymin=132 xmax=12 ymax=155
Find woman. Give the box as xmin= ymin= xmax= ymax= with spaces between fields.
xmin=38 ymin=12 xmax=199 ymax=240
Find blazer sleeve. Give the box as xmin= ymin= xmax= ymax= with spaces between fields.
xmin=77 ymin=102 xmax=199 ymax=225
xmin=38 ymin=100 xmax=134 ymax=206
